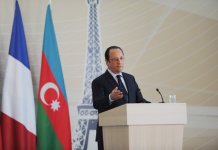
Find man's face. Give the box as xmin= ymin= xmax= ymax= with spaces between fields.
xmin=106 ymin=48 xmax=124 ymax=74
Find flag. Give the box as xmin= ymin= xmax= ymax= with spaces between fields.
xmin=1 ymin=1 xmax=36 ymax=150
xmin=0 ymin=124 xmax=2 ymax=150
xmin=37 ymin=4 xmax=72 ymax=150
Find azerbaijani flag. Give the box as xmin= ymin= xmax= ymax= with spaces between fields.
xmin=1 ymin=1 xmax=36 ymax=150
xmin=37 ymin=4 xmax=72 ymax=150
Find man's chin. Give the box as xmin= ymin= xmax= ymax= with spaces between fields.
xmin=117 ymin=69 xmax=123 ymax=73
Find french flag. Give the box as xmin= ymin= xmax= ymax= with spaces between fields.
xmin=1 ymin=1 xmax=36 ymax=150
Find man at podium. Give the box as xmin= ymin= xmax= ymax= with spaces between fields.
xmin=92 ymin=46 xmax=150 ymax=150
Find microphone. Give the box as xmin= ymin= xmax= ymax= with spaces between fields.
xmin=156 ymin=88 xmax=164 ymax=103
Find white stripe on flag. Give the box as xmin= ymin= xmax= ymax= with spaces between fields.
xmin=2 ymin=55 xmax=36 ymax=134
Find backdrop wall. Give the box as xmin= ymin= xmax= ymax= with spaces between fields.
xmin=0 ymin=0 xmax=218 ymax=149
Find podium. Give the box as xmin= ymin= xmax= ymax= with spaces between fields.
xmin=99 ymin=103 xmax=187 ymax=150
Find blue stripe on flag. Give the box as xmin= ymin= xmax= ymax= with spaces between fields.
xmin=9 ymin=1 xmax=30 ymax=69
xmin=42 ymin=5 xmax=67 ymax=101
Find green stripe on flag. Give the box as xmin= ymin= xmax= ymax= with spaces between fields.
xmin=37 ymin=102 xmax=63 ymax=150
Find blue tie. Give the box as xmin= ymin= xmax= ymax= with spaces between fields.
xmin=116 ymin=75 xmax=128 ymax=102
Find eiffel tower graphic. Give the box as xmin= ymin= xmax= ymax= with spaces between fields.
xmin=73 ymin=0 xmax=102 ymax=149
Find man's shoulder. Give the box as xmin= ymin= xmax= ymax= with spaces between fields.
xmin=92 ymin=71 xmax=109 ymax=83
xmin=93 ymin=73 xmax=105 ymax=81
xmin=122 ymin=72 xmax=134 ymax=78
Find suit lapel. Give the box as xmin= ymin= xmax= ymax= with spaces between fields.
xmin=104 ymin=70 xmax=118 ymax=87
xmin=123 ymin=73 xmax=134 ymax=102
xmin=122 ymin=73 xmax=130 ymax=97
xmin=122 ymin=73 xmax=130 ymax=91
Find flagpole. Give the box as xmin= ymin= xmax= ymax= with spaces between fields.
xmin=48 ymin=0 xmax=52 ymax=11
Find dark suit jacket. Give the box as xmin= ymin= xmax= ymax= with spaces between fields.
xmin=92 ymin=70 xmax=150 ymax=144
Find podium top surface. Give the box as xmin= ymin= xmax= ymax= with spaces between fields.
xmin=99 ymin=103 xmax=187 ymax=126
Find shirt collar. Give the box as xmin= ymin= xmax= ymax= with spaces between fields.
xmin=107 ymin=69 xmax=122 ymax=79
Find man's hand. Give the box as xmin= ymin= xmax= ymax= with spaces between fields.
xmin=110 ymin=87 xmax=123 ymax=100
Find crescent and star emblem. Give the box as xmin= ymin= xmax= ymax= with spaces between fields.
xmin=40 ymin=82 xmax=61 ymax=111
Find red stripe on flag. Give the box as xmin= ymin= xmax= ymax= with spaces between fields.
xmin=1 ymin=113 xmax=36 ymax=150
xmin=0 ymin=122 xmax=2 ymax=150
xmin=38 ymin=52 xmax=71 ymax=150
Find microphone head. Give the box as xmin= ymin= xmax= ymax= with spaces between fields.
xmin=156 ymin=88 xmax=164 ymax=103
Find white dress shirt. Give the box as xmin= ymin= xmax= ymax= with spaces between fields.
xmin=107 ymin=69 xmax=128 ymax=102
